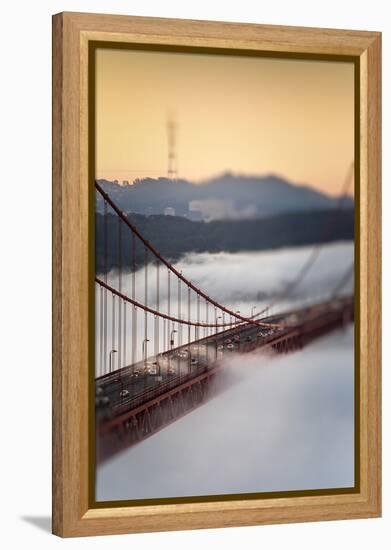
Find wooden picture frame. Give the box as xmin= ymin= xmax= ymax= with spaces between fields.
xmin=52 ymin=11 xmax=381 ymax=537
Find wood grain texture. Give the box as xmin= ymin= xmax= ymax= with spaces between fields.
xmin=65 ymin=11 xmax=379 ymax=55
xmin=52 ymin=12 xmax=381 ymax=537
xmin=52 ymin=12 xmax=63 ymax=537
xmin=364 ymin=33 xmax=382 ymax=515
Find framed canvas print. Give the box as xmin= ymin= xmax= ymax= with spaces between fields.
xmin=52 ymin=12 xmax=381 ymax=537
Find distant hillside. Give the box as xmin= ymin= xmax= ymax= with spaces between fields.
xmin=95 ymin=207 xmax=354 ymax=274
xmin=96 ymin=173 xmax=353 ymax=221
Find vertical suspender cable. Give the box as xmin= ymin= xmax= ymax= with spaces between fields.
xmin=144 ymin=247 xmax=148 ymax=364
xmin=197 ymin=294 xmax=200 ymax=359
xmin=118 ymin=217 xmax=122 ymax=370
xmin=178 ymin=278 xmax=182 ymax=346
xmin=197 ymin=294 xmax=200 ymax=338
xmin=187 ymin=287 xmax=191 ymax=347
xmin=167 ymin=270 xmax=171 ymax=353
xmin=123 ymin=301 xmax=127 ymax=368
xmin=155 ymin=261 xmax=160 ymax=358
xmin=103 ymin=199 xmax=108 ymax=374
xmin=132 ymin=232 xmax=136 ymax=365
xmin=99 ymin=286 xmax=103 ymax=377
xmin=111 ymin=293 xmax=116 ymax=372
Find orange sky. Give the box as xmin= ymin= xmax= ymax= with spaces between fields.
xmin=95 ymin=48 xmax=354 ymax=196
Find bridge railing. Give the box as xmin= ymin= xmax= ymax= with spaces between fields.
xmin=98 ymin=363 xmax=213 ymax=420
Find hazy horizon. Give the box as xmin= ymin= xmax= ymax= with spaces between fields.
xmin=97 ymin=169 xmax=354 ymax=199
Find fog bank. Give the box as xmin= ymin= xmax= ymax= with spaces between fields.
xmin=97 ymin=325 xmax=355 ymax=501
xmin=96 ymin=241 xmax=354 ymax=373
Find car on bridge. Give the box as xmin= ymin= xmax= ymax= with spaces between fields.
xmin=258 ymin=328 xmax=277 ymax=338
xmin=175 ymin=350 xmax=189 ymax=359
xmin=143 ymin=362 xmax=158 ymax=375
xmin=119 ymin=389 xmax=129 ymax=398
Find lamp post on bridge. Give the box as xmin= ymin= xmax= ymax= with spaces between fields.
xmin=142 ymin=338 xmax=150 ymax=391
xmin=142 ymin=338 xmax=149 ymax=367
xmin=235 ymin=310 xmax=241 ymax=349
xmin=109 ymin=349 xmax=117 ymax=374
xmin=170 ymin=328 xmax=177 ymax=350
xmin=169 ymin=329 xmax=177 ymax=374
xmin=215 ymin=315 xmax=222 ymax=360
xmin=234 ymin=310 xmax=241 ymax=328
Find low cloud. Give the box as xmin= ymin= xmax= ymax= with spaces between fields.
xmin=97 ymin=242 xmax=353 ymax=370
xmin=97 ymin=325 xmax=354 ymax=501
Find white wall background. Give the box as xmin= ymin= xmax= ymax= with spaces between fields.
xmin=0 ymin=0 xmax=389 ymax=546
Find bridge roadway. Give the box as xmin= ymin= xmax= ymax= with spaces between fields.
xmin=96 ymin=304 xmax=297 ymax=415
xmin=96 ymin=296 xmax=353 ymax=443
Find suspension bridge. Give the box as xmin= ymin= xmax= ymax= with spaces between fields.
xmin=94 ymin=176 xmax=354 ymax=463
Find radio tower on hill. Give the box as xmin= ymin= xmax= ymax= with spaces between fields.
xmin=167 ymin=116 xmax=177 ymax=182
